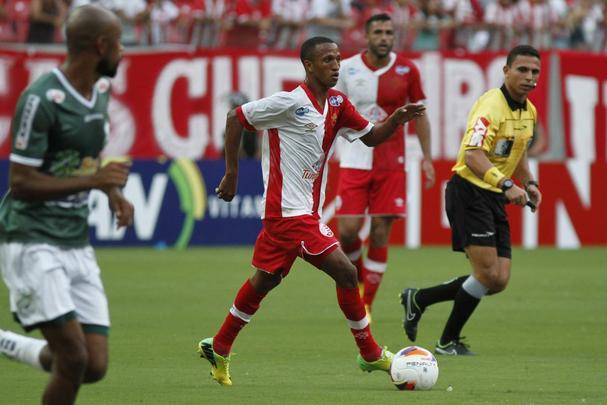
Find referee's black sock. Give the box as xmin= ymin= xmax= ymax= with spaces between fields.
xmin=439 ymin=276 xmax=488 ymax=345
xmin=415 ymin=275 xmax=468 ymax=308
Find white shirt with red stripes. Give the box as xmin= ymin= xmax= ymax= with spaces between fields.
xmin=236 ymin=83 xmax=373 ymax=219
xmin=335 ymin=51 xmax=426 ymax=171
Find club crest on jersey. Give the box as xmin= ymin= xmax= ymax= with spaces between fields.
xmin=46 ymin=89 xmax=66 ymax=104
xmin=319 ymin=223 xmax=334 ymax=237
xmin=395 ymin=66 xmax=410 ymax=75
xmin=295 ymin=106 xmax=310 ymax=116
xmin=347 ymin=67 xmax=358 ymax=76
xmin=329 ymin=95 xmax=343 ymax=107
xmin=96 ymin=78 xmax=111 ymax=93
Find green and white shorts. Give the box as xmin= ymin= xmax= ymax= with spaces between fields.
xmin=0 ymin=242 xmax=110 ymax=332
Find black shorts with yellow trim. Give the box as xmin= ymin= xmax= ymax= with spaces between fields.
xmin=445 ymin=174 xmax=512 ymax=259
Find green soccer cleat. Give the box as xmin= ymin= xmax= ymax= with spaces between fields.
xmin=357 ymin=348 xmax=394 ymax=373
xmin=197 ymin=337 xmax=232 ymax=386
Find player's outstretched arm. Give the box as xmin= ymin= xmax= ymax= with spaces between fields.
xmin=9 ymin=161 xmax=130 ymax=201
xmin=360 ymin=103 xmax=425 ymax=147
xmin=216 ymin=109 xmax=243 ymax=202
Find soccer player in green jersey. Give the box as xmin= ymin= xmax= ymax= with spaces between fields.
xmin=0 ymin=5 xmax=133 ymax=404
xmin=400 ymin=45 xmax=543 ymax=355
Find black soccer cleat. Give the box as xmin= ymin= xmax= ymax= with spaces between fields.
xmin=400 ymin=288 xmax=424 ymax=342
xmin=435 ymin=338 xmax=475 ymax=356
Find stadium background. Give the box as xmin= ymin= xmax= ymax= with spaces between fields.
xmin=1 ymin=47 xmax=605 ymax=248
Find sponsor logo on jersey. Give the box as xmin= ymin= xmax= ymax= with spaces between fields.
xmin=304 ymin=122 xmax=317 ymax=132
xmin=395 ymin=65 xmax=410 ymax=75
xmin=15 ymin=94 xmax=40 ymax=150
xmin=319 ymin=223 xmax=334 ymax=237
xmin=328 ymin=95 xmax=343 ymax=107
xmin=302 ymin=156 xmax=324 ymax=180
xmin=96 ymin=78 xmax=111 ymax=93
xmin=84 ymin=113 xmax=105 ymax=123
xmin=46 ymin=89 xmax=66 ymax=104
xmin=295 ymin=106 xmax=310 ymax=116
xmin=468 ymin=117 xmax=490 ymax=147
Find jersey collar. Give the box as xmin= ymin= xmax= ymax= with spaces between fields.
xmin=360 ymin=51 xmax=396 ymax=76
xmin=52 ymin=68 xmax=98 ymax=109
xmin=500 ymin=84 xmax=527 ymax=111
xmin=300 ymin=82 xmax=325 ymax=114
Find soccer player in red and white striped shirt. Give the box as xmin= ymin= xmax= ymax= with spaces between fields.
xmin=196 ymin=36 xmax=425 ymax=386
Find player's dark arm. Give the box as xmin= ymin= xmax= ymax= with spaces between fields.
xmin=216 ymin=108 xmax=243 ymax=202
xmin=360 ymin=103 xmax=426 ymax=147
xmin=9 ymin=161 xmax=130 ymax=201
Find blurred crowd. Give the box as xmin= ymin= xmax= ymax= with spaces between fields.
xmin=0 ymin=0 xmax=606 ymax=52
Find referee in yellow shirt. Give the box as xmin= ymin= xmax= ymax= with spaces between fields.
xmin=400 ymin=45 xmax=543 ymax=355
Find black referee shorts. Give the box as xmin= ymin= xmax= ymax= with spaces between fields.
xmin=445 ymin=174 xmax=512 ymax=258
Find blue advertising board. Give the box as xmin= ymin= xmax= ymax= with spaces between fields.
xmin=0 ymin=159 xmax=264 ymax=247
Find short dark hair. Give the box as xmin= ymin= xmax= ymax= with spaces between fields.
xmin=506 ymin=45 xmax=540 ymax=66
xmin=300 ymin=36 xmax=336 ymax=63
xmin=365 ymin=13 xmax=392 ymax=32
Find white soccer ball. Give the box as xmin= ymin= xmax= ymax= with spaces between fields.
xmin=390 ymin=346 xmax=439 ymax=390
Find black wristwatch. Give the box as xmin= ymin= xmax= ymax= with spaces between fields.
xmin=526 ymin=180 xmax=539 ymax=190
xmin=501 ymin=178 xmax=514 ymax=192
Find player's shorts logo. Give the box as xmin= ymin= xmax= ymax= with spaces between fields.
xmin=319 ymin=223 xmax=334 ymax=237
xmin=295 ymin=106 xmax=310 ymax=116
xmin=329 ymin=95 xmax=343 ymax=107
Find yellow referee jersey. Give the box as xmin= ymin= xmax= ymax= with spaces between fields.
xmin=452 ymin=85 xmax=537 ymax=193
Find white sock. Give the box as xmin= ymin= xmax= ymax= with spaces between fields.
xmin=462 ymin=276 xmax=489 ymax=299
xmin=0 ymin=330 xmax=46 ymax=371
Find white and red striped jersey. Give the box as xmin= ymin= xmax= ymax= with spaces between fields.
xmin=236 ymin=83 xmax=373 ymax=219
xmin=335 ymin=51 xmax=426 ymax=171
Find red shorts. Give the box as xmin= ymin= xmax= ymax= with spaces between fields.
xmin=336 ymin=168 xmax=406 ymax=217
xmin=251 ymin=215 xmax=339 ymax=276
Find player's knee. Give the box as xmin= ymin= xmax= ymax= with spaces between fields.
xmin=55 ymin=343 xmax=89 ymax=380
xmin=336 ymin=260 xmax=358 ymax=289
xmin=84 ymin=361 xmax=107 ymax=383
xmin=339 ymin=230 xmax=358 ymax=246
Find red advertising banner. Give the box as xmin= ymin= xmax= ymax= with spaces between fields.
xmin=558 ymin=51 xmax=607 ymax=162
xmin=0 ymin=48 xmax=554 ymax=161
xmin=323 ymin=160 xmax=607 ymax=247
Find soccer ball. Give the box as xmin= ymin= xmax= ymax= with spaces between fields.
xmin=390 ymin=346 xmax=439 ymax=391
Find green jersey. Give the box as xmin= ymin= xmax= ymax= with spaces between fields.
xmin=0 ymin=68 xmax=112 ymax=247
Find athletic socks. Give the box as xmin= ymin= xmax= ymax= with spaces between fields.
xmin=415 ymin=275 xmax=468 ymax=309
xmin=213 ymin=280 xmax=266 ymax=356
xmin=336 ymin=287 xmax=382 ymax=362
xmin=440 ymin=276 xmax=489 ymax=345
xmin=0 ymin=329 xmax=46 ymax=371
xmin=362 ymin=245 xmax=388 ymax=309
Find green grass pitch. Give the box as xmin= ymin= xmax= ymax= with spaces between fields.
xmin=1 ymin=247 xmax=606 ymax=404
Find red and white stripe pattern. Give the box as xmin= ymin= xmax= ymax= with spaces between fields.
xmin=237 ymin=84 xmax=372 ymax=219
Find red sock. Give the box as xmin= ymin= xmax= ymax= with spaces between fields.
xmin=342 ymin=238 xmax=364 ymax=283
xmin=213 ymin=280 xmax=266 ymax=356
xmin=336 ymin=287 xmax=382 ymax=361
xmin=363 ymin=246 xmax=388 ymax=309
